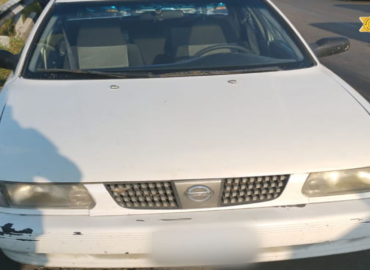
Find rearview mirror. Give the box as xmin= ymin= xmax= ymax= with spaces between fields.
xmin=0 ymin=50 xmax=19 ymax=70
xmin=310 ymin=37 xmax=350 ymax=58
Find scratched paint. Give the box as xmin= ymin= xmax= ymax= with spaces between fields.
xmin=0 ymin=223 xmax=33 ymax=236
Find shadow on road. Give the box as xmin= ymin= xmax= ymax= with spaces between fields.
xmin=311 ymin=22 xmax=369 ymax=43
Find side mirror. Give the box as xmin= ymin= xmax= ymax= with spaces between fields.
xmin=310 ymin=37 xmax=350 ymax=58
xmin=0 ymin=50 xmax=19 ymax=70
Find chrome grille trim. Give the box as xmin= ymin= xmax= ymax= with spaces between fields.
xmin=105 ymin=175 xmax=290 ymax=209
xmin=221 ymin=175 xmax=289 ymax=206
xmin=105 ymin=182 xmax=179 ymax=209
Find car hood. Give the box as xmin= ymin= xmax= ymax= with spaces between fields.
xmin=1 ymin=67 xmax=370 ymax=183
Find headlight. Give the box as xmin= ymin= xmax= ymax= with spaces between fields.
xmin=302 ymin=167 xmax=370 ymax=197
xmin=0 ymin=183 xmax=95 ymax=209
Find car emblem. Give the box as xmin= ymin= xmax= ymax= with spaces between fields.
xmin=185 ymin=185 xmax=213 ymax=202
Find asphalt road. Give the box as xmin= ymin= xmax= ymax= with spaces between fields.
xmin=274 ymin=0 xmax=370 ymax=100
xmin=2 ymin=0 xmax=370 ymax=269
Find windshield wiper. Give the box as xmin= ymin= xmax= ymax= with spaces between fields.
xmin=157 ymin=66 xmax=282 ymax=77
xmin=37 ymin=66 xmax=281 ymax=79
xmin=38 ymin=69 xmax=157 ymax=79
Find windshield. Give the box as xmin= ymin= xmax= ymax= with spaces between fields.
xmin=23 ymin=0 xmax=314 ymax=79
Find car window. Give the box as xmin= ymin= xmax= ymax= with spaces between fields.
xmin=23 ymin=0 xmax=314 ymax=79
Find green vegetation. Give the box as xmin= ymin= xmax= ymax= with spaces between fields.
xmin=0 ymin=1 xmax=43 ymax=35
xmin=0 ymin=36 xmax=24 ymax=55
xmin=0 ymin=17 xmax=15 ymax=36
xmin=22 ymin=1 xmax=42 ymax=22
xmin=0 ymin=37 xmax=25 ymax=86
xmin=0 ymin=1 xmax=42 ymax=86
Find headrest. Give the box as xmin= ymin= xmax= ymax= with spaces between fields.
xmin=189 ymin=20 xmax=227 ymax=45
xmin=77 ymin=19 xmax=127 ymax=47
xmin=76 ymin=19 xmax=129 ymax=69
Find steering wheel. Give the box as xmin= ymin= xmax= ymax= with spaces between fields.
xmin=38 ymin=43 xmax=56 ymax=51
xmin=193 ymin=44 xmax=251 ymax=58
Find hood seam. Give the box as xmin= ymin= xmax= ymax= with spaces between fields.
xmin=336 ymin=83 xmax=370 ymax=116
xmin=321 ymin=66 xmax=370 ymax=116
xmin=0 ymin=100 xmax=7 ymax=125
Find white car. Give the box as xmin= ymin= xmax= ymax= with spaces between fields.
xmin=0 ymin=0 xmax=367 ymax=268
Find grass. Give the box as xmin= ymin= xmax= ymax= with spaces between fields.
xmin=0 ymin=37 xmax=25 ymax=86
xmin=0 ymin=36 xmax=25 ymax=56
xmin=0 ymin=0 xmax=40 ymax=86
xmin=22 ymin=1 xmax=42 ymax=22
xmin=0 ymin=17 xmax=15 ymax=36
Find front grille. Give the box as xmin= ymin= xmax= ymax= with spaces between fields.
xmin=105 ymin=182 xmax=178 ymax=209
xmin=106 ymin=175 xmax=289 ymax=209
xmin=221 ymin=175 xmax=289 ymax=206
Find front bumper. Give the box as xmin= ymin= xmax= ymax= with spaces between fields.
xmin=2 ymin=198 xmax=370 ymax=268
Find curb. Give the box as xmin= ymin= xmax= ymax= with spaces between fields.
xmin=0 ymin=0 xmax=22 ymax=15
